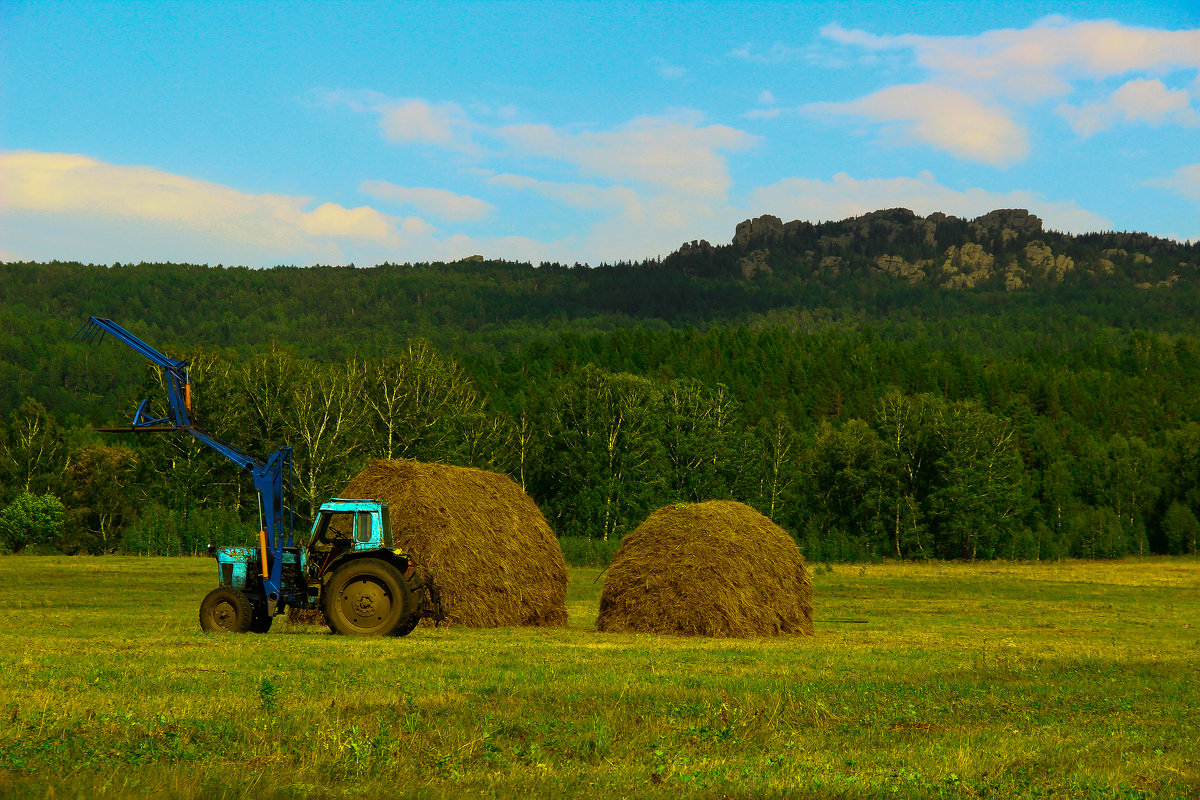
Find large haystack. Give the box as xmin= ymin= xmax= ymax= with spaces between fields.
xmin=338 ymin=459 xmax=567 ymax=628
xmin=596 ymin=501 xmax=813 ymax=638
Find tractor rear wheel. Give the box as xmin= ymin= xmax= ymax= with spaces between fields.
xmin=322 ymin=558 xmax=414 ymax=636
xmin=392 ymin=571 xmax=427 ymax=637
xmin=199 ymin=587 xmax=254 ymax=633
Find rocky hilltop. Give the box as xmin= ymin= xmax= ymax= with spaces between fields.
xmin=664 ymin=208 xmax=1196 ymax=291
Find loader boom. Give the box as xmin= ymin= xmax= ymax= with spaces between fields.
xmin=75 ymin=317 xmax=294 ymax=610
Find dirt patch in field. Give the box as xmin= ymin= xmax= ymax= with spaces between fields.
xmin=596 ymin=500 xmax=813 ymax=638
xmin=300 ymin=459 xmax=569 ymax=629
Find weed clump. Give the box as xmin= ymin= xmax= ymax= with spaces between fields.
xmin=336 ymin=459 xmax=568 ymax=628
xmin=596 ymin=500 xmax=814 ymax=638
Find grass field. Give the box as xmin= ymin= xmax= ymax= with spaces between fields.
xmin=0 ymin=556 xmax=1196 ymax=799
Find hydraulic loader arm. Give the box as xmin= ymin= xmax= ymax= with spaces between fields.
xmin=76 ymin=316 xmax=294 ymax=610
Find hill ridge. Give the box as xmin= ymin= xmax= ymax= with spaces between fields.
xmin=663 ymin=207 xmax=1197 ymax=290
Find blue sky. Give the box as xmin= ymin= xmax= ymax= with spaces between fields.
xmin=2 ymin=1 xmax=1198 ymax=267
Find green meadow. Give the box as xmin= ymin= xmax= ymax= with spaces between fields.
xmin=0 ymin=556 xmax=1196 ymax=799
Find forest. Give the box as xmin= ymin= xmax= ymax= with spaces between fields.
xmin=3 ymin=207 xmax=1200 ymax=562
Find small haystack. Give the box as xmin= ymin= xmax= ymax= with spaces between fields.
xmin=335 ymin=459 xmax=567 ymax=628
xmin=596 ymin=501 xmax=813 ymax=638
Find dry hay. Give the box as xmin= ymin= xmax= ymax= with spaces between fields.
xmin=287 ymin=607 xmax=324 ymax=625
xmin=330 ymin=459 xmax=567 ymax=628
xmin=596 ymin=500 xmax=814 ymax=638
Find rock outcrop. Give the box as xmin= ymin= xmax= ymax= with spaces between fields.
xmin=666 ymin=208 xmax=1185 ymax=291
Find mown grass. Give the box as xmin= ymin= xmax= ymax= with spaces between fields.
xmin=0 ymin=556 xmax=1196 ymax=799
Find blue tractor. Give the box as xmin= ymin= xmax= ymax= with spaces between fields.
xmin=77 ymin=317 xmax=439 ymax=636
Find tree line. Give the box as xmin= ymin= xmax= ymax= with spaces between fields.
xmin=3 ymin=325 xmax=1199 ymax=561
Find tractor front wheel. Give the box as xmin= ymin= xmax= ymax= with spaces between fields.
xmin=323 ymin=558 xmax=414 ymax=636
xmin=199 ymin=587 xmax=254 ymax=633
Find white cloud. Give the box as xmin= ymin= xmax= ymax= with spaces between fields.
xmin=1059 ymin=79 xmax=1200 ymax=136
xmin=749 ymin=170 xmax=1111 ymax=234
xmin=816 ymin=18 xmax=1200 ymax=161
xmin=0 ymin=151 xmax=416 ymax=265
xmin=497 ymin=112 xmax=757 ymax=197
xmin=652 ymin=57 xmax=686 ymax=79
xmin=729 ymin=42 xmax=807 ymax=64
xmin=488 ymin=173 xmax=642 ymax=213
xmin=495 ymin=104 xmax=521 ymax=122
xmin=359 ymin=180 xmax=495 ymax=221
xmin=300 ymin=202 xmax=393 ymax=239
xmin=1146 ymin=163 xmax=1200 ymax=202
xmin=0 ymin=100 xmax=768 ymax=267
xmin=332 ymin=92 xmax=757 ymax=201
xmin=0 ymin=149 xmax=724 ymax=267
xmin=744 ymin=107 xmax=781 ymax=120
xmin=804 ymin=84 xmax=1029 ymax=166
xmin=819 ymin=23 xmax=892 ymax=51
xmin=322 ymin=90 xmax=480 ymax=153
xmin=747 ymin=90 xmax=781 ymax=119
xmin=0 ymin=151 xmax=395 ymax=245
xmin=822 ymin=18 xmax=1200 ymax=101
xmin=378 ymin=99 xmax=470 ymax=145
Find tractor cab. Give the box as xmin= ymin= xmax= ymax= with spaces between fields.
xmin=307 ymin=498 xmax=393 ymax=552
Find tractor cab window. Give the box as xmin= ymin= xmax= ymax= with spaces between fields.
xmin=355 ymin=511 xmax=373 ymax=543
xmin=313 ymin=511 xmax=354 ymax=547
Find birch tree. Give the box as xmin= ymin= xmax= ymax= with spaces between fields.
xmin=283 ymin=358 xmax=368 ymax=520
xmin=807 ymin=418 xmax=887 ymax=556
xmin=927 ymin=401 xmax=1026 ymax=559
xmin=872 ymin=389 xmax=939 ymax=559
xmin=542 ymin=365 xmax=664 ymax=540
xmin=661 ymin=380 xmax=741 ymax=502
xmin=0 ymin=398 xmax=67 ymax=499
xmin=361 ymin=340 xmax=481 ymax=462
xmin=744 ymin=412 xmax=799 ymax=522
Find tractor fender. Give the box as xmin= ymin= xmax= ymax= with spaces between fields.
xmin=324 ymin=548 xmax=412 ymax=583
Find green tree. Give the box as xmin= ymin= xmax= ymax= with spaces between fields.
xmin=236 ymin=342 xmax=300 ymax=451
xmin=361 ymin=341 xmax=482 ymax=462
xmin=0 ymin=398 xmax=67 ymax=500
xmin=283 ymin=358 xmax=369 ymax=520
xmin=1160 ymin=423 xmax=1200 ymax=553
xmin=510 ymin=405 xmax=539 ymax=492
xmin=807 ymin=418 xmax=887 ymax=558
xmin=454 ymin=410 xmax=516 ymax=473
xmin=927 ymin=401 xmax=1026 ymax=560
xmin=132 ymin=355 xmax=233 ymax=528
xmin=873 ymin=390 xmax=941 ymax=559
xmin=1078 ymin=434 xmax=1160 ymax=556
xmin=1162 ymin=501 xmax=1200 ymax=555
xmin=741 ymin=412 xmax=799 ymax=522
xmin=1038 ymin=455 xmax=1079 ymax=559
xmin=1103 ymin=434 xmax=1160 ymax=556
xmin=1071 ymin=504 xmax=1126 ymax=559
xmin=660 ymin=380 xmax=742 ymax=503
xmin=66 ymin=445 xmax=140 ymax=554
xmin=540 ymin=365 xmax=664 ymax=540
xmin=228 ymin=346 xmax=368 ymax=520
xmin=0 ymin=491 xmax=66 ymax=553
